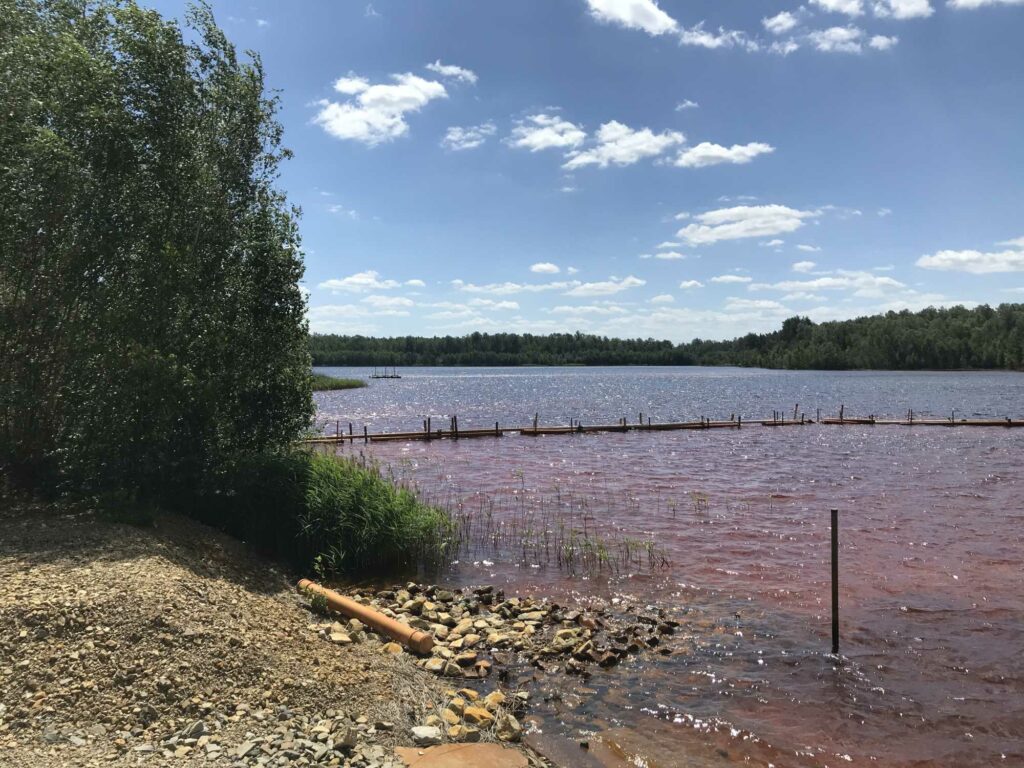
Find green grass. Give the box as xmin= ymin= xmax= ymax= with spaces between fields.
xmin=311 ymin=373 xmax=367 ymax=391
xmin=196 ymin=450 xmax=453 ymax=576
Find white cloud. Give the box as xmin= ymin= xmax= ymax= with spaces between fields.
xmin=869 ymin=34 xmax=899 ymax=50
xmin=878 ymin=207 xmax=893 ymax=217
xmin=549 ymin=304 xmax=628 ymax=315
xmin=811 ymin=0 xmax=865 ymax=15
xmin=674 ymin=211 xmax=691 ymax=220
xmin=762 ymin=239 xmax=785 ymax=247
xmin=808 ymin=26 xmax=865 ymax=53
xmin=319 ymin=270 xmax=401 ymax=292
xmin=655 ymin=251 xmax=688 ymax=260
xmin=508 ymin=114 xmax=587 ymax=152
xmin=678 ymin=24 xmax=760 ymax=51
xmin=763 ymin=11 xmax=799 ymax=33
xmin=452 ymin=279 xmax=581 ymax=295
xmin=675 ymin=99 xmax=699 ymax=111
xmin=567 ymin=266 xmax=580 ymax=274
xmin=314 ymin=73 xmax=448 ymax=145
xmin=563 ymin=121 xmax=684 ymax=170
xmin=797 ymin=244 xmax=822 ymax=252
xmin=361 ymin=294 xmax=414 ymax=309
xmin=793 ymin=260 xmax=818 ymax=272
xmin=679 ymin=280 xmax=704 ymax=289
xmin=565 ymin=275 xmax=646 ymax=296
xmin=530 ymin=262 xmax=561 ymax=274
xmin=916 ymin=237 xmax=1024 ymax=273
xmin=405 ymin=279 xmax=426 ymax=288
xmin=425 ymin=60 xmax=478 ymax=84
xmin=327 ymin=203 xmax=359 ymax=219
xmin=873 ymin=0 xmax=933 ymax=18
xmin=677 ymin=205 xmax=820 ymax=246
xmin=650 ymin=294 xmax=675 ymax=303
xmin=770 ymin=39 xmax=801 ymax=55
xmin=583 ymin=0 xmax=679 ymax=35
xmin=364 ymin=4 xmax=381 ymax=18
xmin=657 ymin=241 xmax=681 ymax=248
xmin=725 ymin=297 xmax=790 ymax=312
xmin=711 ymin=274 xmax=753 ymax=284
xmin=467 ymin=298 xmax=520 ymax=310
xmin=255 ymin=18 xmax=269 ymax=27
xmin=750 ymin=269 xmax=906 ymax=297
xmin=782 ymin=291 xmax=828 ymax=301
xmin=673 ymin=141 xmax=775 ymax=169
xmin=560 ymin=185 xmax=578 ymax=193
xmin=947 ymin=0 xmax=1023 ymax=8
xmin=441 ymin=122 xmax=496 ymax=150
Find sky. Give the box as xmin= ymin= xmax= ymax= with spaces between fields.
xmin=146 ymin=0 xmax=1024 ymax=342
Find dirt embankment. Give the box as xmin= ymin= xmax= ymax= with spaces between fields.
xmin=0 ymin=501 xmax=498 ymax=768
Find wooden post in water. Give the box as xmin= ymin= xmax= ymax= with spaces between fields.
xmin=349 ymin=422 xmax=353 ymax=436
xmin=794 ymin=404 xmax=799 ymax=421
xmin=831 ymin=507 xmax=840 ymax=655
xmin=363 ymin=425 xmax=368 ymax=445
xmin=427 ymin=416 xmax=432 ymax=440
xmin=454 ymin=414 xmax=459 ymax=439
xmin=495 ymin=421 xmax=499 ymax=437
xmin=817 ymin=408 xmax=821 ymax=424
xmin=839 ymin=404 xmax=845 ymax=423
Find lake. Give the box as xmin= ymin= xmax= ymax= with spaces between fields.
xmin=315 ymin=366 xmax=1024 ymax=767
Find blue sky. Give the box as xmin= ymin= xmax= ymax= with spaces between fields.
xmin=148 ymin=0 xmax=1024 ymax=341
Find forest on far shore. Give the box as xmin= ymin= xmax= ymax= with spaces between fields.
xmin=310 ymin=303 xmax=1024 ymax=370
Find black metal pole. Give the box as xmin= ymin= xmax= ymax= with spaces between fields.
xmin=831 ymin=507 xmax=839 ymax=655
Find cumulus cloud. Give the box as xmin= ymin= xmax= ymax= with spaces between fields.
xmin=314 ymin=73 xmax=448 ymax=145
xmin=467 ymin=298 xmax=520 ymax=310
xmin=947 ymin=0 xmax=1023 ymax=8
xmin=361 ymin=294 xmax=414 ymax=309
xmin=869 ymin=34 xmax=899 ymax=50
xmin=673 ymin=141 xmax=775 ymax=168
xmin=677 ymin=205 xmax=820 ymax=246
xmin=452 ymin=279 xmax=581 ymax=295
xmin=319 ymin=270 xmax=401 ymax=292
xmin=725 ymin=297 xmax=790 ymax=312
xmin=763 ymin=11 xmax=800 ymax=33
xmin=750 ymin=269 xmax=906 ymax=297
xmin=808 ymin=26 xmax=865 ymax=53
xmin=508 ymin=114 xmax=587 ymax=152
xmin=770 ymin=39 xmax=801 ymax=55
xmin=873 ymin=0 xmax=933 ymax=18
xmin=405 ymin=279 xmax=427 ymax=288
xmin=425 ymin=60 xmax=478 ymax=84
xmin=793 ymin=260 xmax=818 ymax=272
xmin=916 ymin=237 xmax=1024 ymax=273
xmin=549 ymin=304 xmax=629 ymax=315
xmin=679 ymin=280 xmax=704 ymax=289
xmin=441 ymin=122 xmax=496 ymax=150
xmin=678 ymin=24 xmax=760 ymax=51
xmin=797 ymin=244 xmax=822 ymax=252
xmin=650 ymin=294 xmax=675 ymax=303
xmin=563 ymin=121 xmax=685 ymax=169
xmin=811 ymin=0 xmax=865 ymax=15
xmin=583 ymin=0 xmax=678 ymax=35
xmin=564 ymin=275 xmax=646 ymax=296
xmin=530 ymin=262 xmax=561 ymax=274
xmin=710 ymin=274 xmax=753 ymax=284
xmin=675 ymin=99 xmax=699 ymax=110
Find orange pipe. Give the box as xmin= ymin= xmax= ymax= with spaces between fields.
xmin=298 ymin=579 xmax=434 ymax=655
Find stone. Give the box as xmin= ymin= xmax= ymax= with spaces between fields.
xmin=394 ymin=743 xmax=526 ymax=767
xmin=440 ymin=709 xmax=460 ymax=727
xmin=423 ymin=658 xmax=445 ymax=673
xmin=453 ymin=651 xmax=477 ymax=667
xmin=181 ymin=720 xmax=205 ymax=739
xmin=235 ymin=741 xmax=257 ymax=758
xmin=457 ymin=688 xmax=479 ymax=702
xmin=381 ymin=642 xmax=404 ymax=655
xmin=495 ymin=714 xmax=522 ymax=743
xmin=462 ymin=706 xmax=494 ymax=726
xmin=446 ymin=697 xmax=466 ymax=716
xmin=483 ymin=691 xmax=506 ymax=712
xmin=411 ymin=725 xmax=443 ymax=747
xmin=329 ymin=632 xmax=353 ymax=645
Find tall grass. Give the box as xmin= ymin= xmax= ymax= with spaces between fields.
xmin=311 ymin=373 xmax=367 ymax=391
xmin=195 ymin=450 xmax=454 ymax=575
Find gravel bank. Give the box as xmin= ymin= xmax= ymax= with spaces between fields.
xmin=0 ymin=501 xmax=480 ymax=768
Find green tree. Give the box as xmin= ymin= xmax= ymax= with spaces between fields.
xmin=0 ymin=0 xmax=313 ymax=499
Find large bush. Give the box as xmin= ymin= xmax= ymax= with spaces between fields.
xmin=0 ymin=0 xmax=313 ymax=497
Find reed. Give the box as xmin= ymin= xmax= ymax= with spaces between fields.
xmin=311 ymin=373 xmax=367 ymax=391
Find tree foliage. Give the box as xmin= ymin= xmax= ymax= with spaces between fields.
xmin=309 ymin=304 xmax=1024 ymax=370
xmin=0 ymin=0 xmax=313 ymax=497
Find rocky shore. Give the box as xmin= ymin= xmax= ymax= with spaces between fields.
xmin=0 ymin=502 xmax=545 ymax=768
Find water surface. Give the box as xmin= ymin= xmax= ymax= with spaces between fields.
xmin=316 ymin=367 xmax=1024 ymax=767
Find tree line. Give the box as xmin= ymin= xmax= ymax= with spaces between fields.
xmin=310 ymin=304 xmax=1024 ymax=370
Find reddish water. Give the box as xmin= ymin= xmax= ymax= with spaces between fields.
xmin=316 ymin=367 xmax=1024 ymax=767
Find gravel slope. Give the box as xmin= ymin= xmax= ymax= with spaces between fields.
xmin=0 ymin=500 xmax=452 ymax=768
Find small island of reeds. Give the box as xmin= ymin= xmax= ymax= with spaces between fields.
xmin=312 ymin=373 xmax=368 ymax=391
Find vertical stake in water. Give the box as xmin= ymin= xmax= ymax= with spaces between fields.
xmin=831 ymin=507 xmax=840 ymax=655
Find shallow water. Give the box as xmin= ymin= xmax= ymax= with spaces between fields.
xmin=315 ymin=367 xmax=1024 ymax=767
